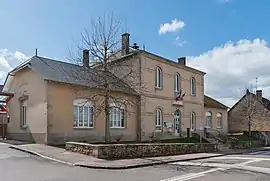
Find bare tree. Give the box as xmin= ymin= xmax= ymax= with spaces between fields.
xmin=236 ymin=89 xmax=269 ymax=144
xmin=68 ymin=13 xmax=142 ymax=143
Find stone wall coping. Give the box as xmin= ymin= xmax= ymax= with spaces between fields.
xmin=66 ymin=141 xmax=215 ymax=147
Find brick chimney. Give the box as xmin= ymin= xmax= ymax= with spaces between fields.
xmin=256 ymin=90 xmax=262 ymax=98
xmin=83 ymin=49 xmax=89 ymax=68
xmin=178 ymin=57 xmax=186 ymax=65
xmin=121 ymin=33 xmax=130 ymax=55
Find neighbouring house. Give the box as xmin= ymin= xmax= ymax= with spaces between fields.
xmin=228 ymin=89 xmax=270 ymax=133
xmin=1 ymin=33 xmax=229 ymax=144
xmin=204 ymin=95 xmax=229 ymax=134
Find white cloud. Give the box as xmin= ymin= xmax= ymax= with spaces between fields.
xmin=159 ymin=19 xmax=185 ymax=35
xmin=0 ymin=49 xmax=29 ymax=84
xmin=188 ymin=39 xmax=270 ymax=107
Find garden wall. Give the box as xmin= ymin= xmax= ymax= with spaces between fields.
xmin=65 ymin=142 xmax=217 ymax=160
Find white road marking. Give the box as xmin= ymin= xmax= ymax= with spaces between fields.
xmin=160 ymin=168 xmax=226 ymax=181
xmin=164 ymin=157 xmax=268 ymax=180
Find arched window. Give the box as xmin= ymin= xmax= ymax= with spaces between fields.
xmin=217 ymin=113 xmax=222 ymax=128
xmin=155 ymin=108 xmax=163 ymax=131
xmin=174 ymin=72 xmax=181 ymax=94
xmin=190 ymin=112 xmax=196 ymax=131
xmin=205 ymin=111 xmax=212 ymax=128
xmin=155 ymin=67 xmax=162 ymax=88
xmin=190 ymin=77 xmax=196 ymax=96
xmin=109 ymin=103 xmax=125 ymax=128
xmin=73 ymin=99 xmax=94 ymax=128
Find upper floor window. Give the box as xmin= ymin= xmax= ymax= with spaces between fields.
xmin=155 ymin=67 xmax=162 ymax=88
xmin=109 ymin=103 xmax=125 ymax=128
xmin=74 ymin=99 xmax=94 ymax=128
xmin=205 ymin=111 xmax=212 ymax=128
xmin=174 ymin=72 xmax=181 ymax=94
xmin=190 ymin=77 xmax=196 ymax=96
xmin=155 ymin=108 xmax=163 ymax=131
xmin=217 ymin=113 xmax=222 ymax=128
xmin=20 ymin=100 xmax=27 ymax=127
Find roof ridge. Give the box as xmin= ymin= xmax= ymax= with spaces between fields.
xmin=36 ymin=56 xmax=82 ymax=68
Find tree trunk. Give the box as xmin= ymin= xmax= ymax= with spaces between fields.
xmin=104 ymin=92 xmax=110 ymax=143
xmin=248 ymin=116 xmax=251 ymax=146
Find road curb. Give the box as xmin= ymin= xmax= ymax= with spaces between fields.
xmin=75 ymin=154 xmax=227 ymax=170
xmin=9 ymin=145 xmax=74 ymax=166
xmin=9 ymin=145 xmax=270 ymax=170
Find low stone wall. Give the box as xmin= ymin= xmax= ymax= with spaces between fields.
xmin=66 ymin=142 xmax=217 ymax=160
xmin=228 ymin=140 xmax=263 ymax=149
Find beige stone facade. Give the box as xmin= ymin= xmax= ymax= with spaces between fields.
xmin=2 ymin=33 xmax=230 ymax=144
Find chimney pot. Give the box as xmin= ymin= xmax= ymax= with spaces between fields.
xmin=83 ymin=49 xmax=89 ymax=68
xmin=178 ymin=57 xmax=186 ymax=65
xmin=121 ymin=33 xmax=130 ymax=55
xmin=256 ymin=90 xmax=262 ymax=98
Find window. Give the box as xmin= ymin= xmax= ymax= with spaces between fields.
xmin=109 ymin=103 xmax=125 ymax=128
xmin=190 ymin=112 xmax=196 ymax=131
xmin=190 ymin=77 xmax=196 ymax=96
xmin=74 ymin=99 xmax=93 ymax=128
xmin=155 ymin=108 xmax=163 ymax=131
xmin=20 ymin=100 xmax=27 ymax=127
xmin=174 ymin=73 xmax=181 ymax=94
xmin=205 ymin=111 xmax=212 ymax=128
xmin=217 ymin=113 xmax=222 ymax=128
xmin=155 ymin=67 xmax=162 ymax=88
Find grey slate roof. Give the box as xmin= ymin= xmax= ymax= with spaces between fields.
xmin=14 ymin=56 xmax=138 ymax=95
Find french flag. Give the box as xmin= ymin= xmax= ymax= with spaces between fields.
xmin=0 ymin=104 xmax=8 ymax=112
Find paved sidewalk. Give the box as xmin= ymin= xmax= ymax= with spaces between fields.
xmin=9 ymin=144 xmax=224 ymax=169
xmin=10 ymin=143 xmax=270 ymax=170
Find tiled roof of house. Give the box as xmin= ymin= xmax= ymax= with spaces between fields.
xmin=204 ymin=95 xmax=229 ymax=109
xmin=250 ymin=92 xmax=270 ymax=111
xmin=11 ymin=56 xmax=138 ymax=95
xmin=229 ymin=91 xmax=270 ymax=113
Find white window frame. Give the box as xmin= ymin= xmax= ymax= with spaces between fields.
xmin=155 ymin=67 xmax=162 ymax=88
xmin=20 ymin=100 xmax=27 ymax=127
xmin=190 ymin=112 xmax=196 ymax=130
xmin=73 ymin=99 xmax=94 ymax=128
xmin=205 ymin=111 xmax=212 ymax=128
xmin=190 ymin=77 xmax=196 ymax=96
xmin=155 ymin=108 xmax=163 ymax=132
xmin=217 ymin=113 xmax=222 ymax=129
xmin=174 ymin=72 xmax=181 ymax=94
xmin=109 ymin=103 xmax=125 ymax=128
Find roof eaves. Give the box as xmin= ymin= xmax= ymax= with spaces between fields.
xmin=141 ymin=50 xmax=206 ymax=75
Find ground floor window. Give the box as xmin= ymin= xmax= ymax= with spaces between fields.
xmin=109 ymin=103 xmax=125 ymax=128
xmin=74 ymin=99 xmax=93 ymax=128
xmin=190 ymin=112 xmax=196 ymax=131
xmin=205 ymin=111 xmax=212 ymax=128
xmin=155 ymin=108 xmax=163 ymax=131
xmin=217 ymin=113 xmax=222 ymax=128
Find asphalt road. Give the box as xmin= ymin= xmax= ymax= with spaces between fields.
xmin=1 ymin=142 xmax=270 ymax=181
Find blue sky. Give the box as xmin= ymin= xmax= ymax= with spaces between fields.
xmin=1 ymin=0 xmax=270 ymax=106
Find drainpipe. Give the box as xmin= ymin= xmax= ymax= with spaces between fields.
xmin=136 ymin=53 xmax=142 ymax=142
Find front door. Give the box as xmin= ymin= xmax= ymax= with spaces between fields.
xmin=174 ymin=110 xmax=181 ymax=136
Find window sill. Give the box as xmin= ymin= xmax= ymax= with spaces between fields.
xmin=74 ymin=127 xmax=94 ymax=129
xmin=155 ymin=86 xmax=163 ymax=90
xmin=155 ymin=129 xmax=162 ymax=132
xmin=21 ymin=125 xmax=28 ymax=129
xmin=110 ymin=127 xmax=125 ymax=129
xmin=216 ymin=127 xmax=222 ymax=129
